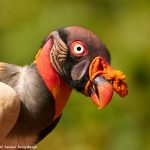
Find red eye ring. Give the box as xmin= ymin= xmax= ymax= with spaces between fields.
xmin=70 ymin=41 xmax=88 ymax=57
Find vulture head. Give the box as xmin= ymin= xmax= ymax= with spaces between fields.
xmin=35 ymin=26 xmax=128 ymax=110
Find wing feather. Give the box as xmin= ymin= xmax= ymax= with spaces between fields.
xmin=0 ymin=82 xmax=20 ymax=143
xmin=0 ymin=62 xmax=20 ymax=87
xmin=0 ymin=63 xmax=20 ymax=143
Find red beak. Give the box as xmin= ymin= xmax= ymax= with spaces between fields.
xmin=89 ymin=76 xmax=113 ymax=109
xmin=85 ymin=57 xmax=128 ymax=109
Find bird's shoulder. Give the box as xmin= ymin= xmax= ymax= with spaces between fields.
xmin=0 ymin=62 xmax=56 ymax=137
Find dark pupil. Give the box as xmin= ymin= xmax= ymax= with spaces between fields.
xmin=77 ymin=46 xmax=81 ymax=51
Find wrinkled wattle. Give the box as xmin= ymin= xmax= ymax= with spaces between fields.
xmin=85 ymin=56 xmax=128 ymax=108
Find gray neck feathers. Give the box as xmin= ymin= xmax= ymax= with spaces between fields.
xmin=5 ymin=64 xmax=55 ymax=138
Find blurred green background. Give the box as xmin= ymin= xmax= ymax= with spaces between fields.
xmin=0 ymin=0 xmax=150 ymax=150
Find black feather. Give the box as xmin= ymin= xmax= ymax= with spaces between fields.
xmin=58 ymin=28 xmax=68 ymax=44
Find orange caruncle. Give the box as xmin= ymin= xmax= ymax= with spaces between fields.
xmin=85 ymin=56 xmax=128 ymax=97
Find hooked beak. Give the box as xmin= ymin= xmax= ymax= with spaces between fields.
xmin=89 ymin=76 xmax=113 ymax=109
xmin=85 ymin=57 xmax=128 ymax=109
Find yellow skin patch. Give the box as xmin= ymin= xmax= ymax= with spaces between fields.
xmin=34 ymin=49 xmax=42 ymax=64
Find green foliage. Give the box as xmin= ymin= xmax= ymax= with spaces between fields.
xmin=0 ymin=0 xmax=150 ymax=149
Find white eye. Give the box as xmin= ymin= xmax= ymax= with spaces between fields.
xmin=73 ymin=44 xmax=84 ymax=54
xmin=70 ymin=41 xmax=87 ymax=57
